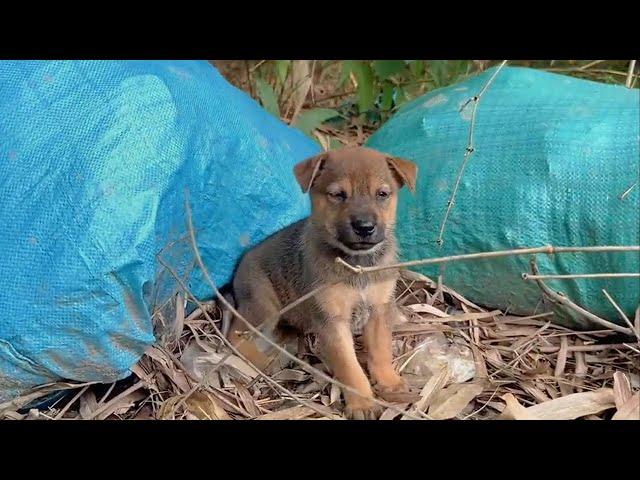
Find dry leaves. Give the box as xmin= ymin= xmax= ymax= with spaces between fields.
xmin=7 ymin=270 xmax=638 ymax=421
xmin=499 ymin=389 xmax=616 ymax=420
xmin=428 ymin=382 xmax=485 ymax=419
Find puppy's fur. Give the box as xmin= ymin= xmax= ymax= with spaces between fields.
xmin=228 ymin=146 xmax=418 ymax=419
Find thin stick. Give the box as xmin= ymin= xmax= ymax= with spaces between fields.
xmin=546 ymin=67 xmax=637 ymax=78
xmin=620 ymin=181 xmax=638 ymax=200
xmin=539 ymin=343 xmax=635 ymax=353
xmin=523 ymin=272 xmax=640 ymax=281
xmin=182 ymin=192 xmax=426 ymax=420
xmin=626 ymin=60 xmax=637 ymax=88
xmin=0 ymin=381 xmax=97 ymax=415
xmin=436 ymin=60 xmax=508 ymax=245
xmin=335 ymin=245 xmax=640 ymax=276
xmin=602 ymin=289 xmax=639 ymax=341
xmin=529 ymin=258 xmax=633 ymax=336
xmin=249 ymin=60 xmax=267 ymax=73
xmin=579 ymin=60 xmax=606 ymax=70
xmin=83 ymin=382 xmax=146 ymax=420
xmin=462 ymin=387 xmax=499 ymax=420
xmin=244 ymin=61 xmax=254 ymax=98
xmin=98 ymin=382 xmax=117 ymax=404
xmin=185 ymin=302 xmax=216 ymax=324
xmin=158 ymin=257 xmax=335 ymax=419
xmin=310 ymin=60 xmax=317 ymax=104
xmin=623 ymin=343 xmax=640 ymax=354
xmin=54 ymin=385 xmax=90 ymax=420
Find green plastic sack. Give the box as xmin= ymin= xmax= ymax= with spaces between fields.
xmin=367 ymin=66 xmax=639 ymax=327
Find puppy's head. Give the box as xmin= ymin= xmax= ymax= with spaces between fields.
xmin=293 ymin=146 xmax=417 ymax=255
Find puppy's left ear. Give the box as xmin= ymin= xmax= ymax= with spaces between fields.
xmin=386 ymin=156 xmax=418 ymax=192
xmin=294 ymin=152 xmax=328 ymax=193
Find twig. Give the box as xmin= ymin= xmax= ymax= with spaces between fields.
xmin=523 ymin=272 xmax=640 ymax=280
xmin=185 ymin=302 xmax=216 ymax=324
xmin=98 ymin=382 xmax=117 ymax=404
xmin=335 ymin=245 xmax=640 ymax=275
xmin=54 ymin=385 xmax=90 ymax=420
xmin=579 ymin=60 xmax=606 ymax=71
xmin=182 ymin=191 xmax=426 ymax=420
xmin=158 ymin=257 xmax=333 ymax=419
xmin=436 ymin=59 xmax=507 ymax=246
xmin=602 ymin=289 xmax=639 ymax=341
xmin=529 ymin=258 xmax=633 ymax=336
xmin=620 ymin=181 xmax=638 ymax=200
xmin=545 ymin=67 xmax=637 ymax=78
xmin=312 ymin=89 xmax=356 ymax=105
xmin=310 ymin=60 xmax=317 ymax=104
xmin=244 ymin=61 xmax=254 ymax=99
xmin=623 ymin=343 xmax=640 ymax=354
xmin=249 ymin=60 xmax=267 ymax=73
xmin=83 ymin=381 xmax=146 ymax=420
xmin=230 ymin=280 xmax=331 ymax=350
xmin=462 ymin=387 xmax=499 ymax=419
xmin=539 ymin=343 xmax=635 ymax=353
xmin=0 ymin=381 xmax=96 ymax=415
xmin=626 ymin=60 xmax=637 ymax=88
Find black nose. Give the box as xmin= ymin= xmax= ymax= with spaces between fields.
xmin=351 ymin=218 xmax=376 ymax=238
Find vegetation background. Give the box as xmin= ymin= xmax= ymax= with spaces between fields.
xmin=211 ymin=60 xmax=637 ymax=148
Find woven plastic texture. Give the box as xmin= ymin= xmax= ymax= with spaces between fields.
xmin=367 ymin=66 xmax=639 ymax=326
xmin=0 ymin=60 xmax=319 ymax=401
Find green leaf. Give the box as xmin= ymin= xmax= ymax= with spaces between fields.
xmin=255 ymin=77 xmax=280 ymax=118
xmin=427 ymin=60 xmax=448 ymax=88
xmin=339 ymin=60 xmax=356 ymax=88
xmin=351 ymin=61 xmax=376 ymax=113
xmin=275 ymin=60 xmax=290 ymax=86
xmin=329 ymin=138 xmax=344 ymax=150
xmin=380 ymin=81 xmax=394 ymax=111
xmin=427 ymin=60 xmax=472 ymax=88
xmin=409 ymin=60 xmax=426 ymax=78
xmin=394 ymin=87 xmax=408 ymax=107
xmin=293 ymin=108 xmax=340 ymax=136
xmin=373 ymin=60 xmax=405 ymax=80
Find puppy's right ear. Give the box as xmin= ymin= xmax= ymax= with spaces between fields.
xmin=293 ymin=152 xmax=328 ymax=193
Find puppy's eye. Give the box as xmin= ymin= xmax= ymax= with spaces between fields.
xmin=328 ymin=190 xmax=347 ymax=202
xmin=377 ymin=189 xmax=390 ymax=199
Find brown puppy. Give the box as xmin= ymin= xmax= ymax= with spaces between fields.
xmin=228 ymin=146 xmax=418 ymax=419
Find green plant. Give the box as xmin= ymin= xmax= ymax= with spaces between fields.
xmin=231 ymin=59 xmax=636 ymax=143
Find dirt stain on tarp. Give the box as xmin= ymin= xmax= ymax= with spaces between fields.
xmin=109 ymin=272 xmax=151 ymax=334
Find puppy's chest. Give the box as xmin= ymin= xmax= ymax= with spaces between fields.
xmin=349 ymin=280 xmax=395 ymax=336
xmin=350 ymin=300 xmax=372 ymax=336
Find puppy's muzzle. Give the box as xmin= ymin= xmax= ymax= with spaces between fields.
xmin=336 ymin=214 xmax=385 ymax=251
xmin=351 ymin=217 xmax=377 ymax=238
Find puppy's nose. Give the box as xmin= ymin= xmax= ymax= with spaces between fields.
xmin=351 ymin=218 xmax=377 ymax=238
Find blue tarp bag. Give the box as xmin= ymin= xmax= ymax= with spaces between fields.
xmin=0 ymin=60 xmax=319 ymax=401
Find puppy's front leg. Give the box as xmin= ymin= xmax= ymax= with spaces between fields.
xmin=316 ymin=287 xmax=378 ymax=420
xmin=318 ymin=320 xmax=379 ymax=419
xmin=363 ymin=302 xmax=408 ymax=394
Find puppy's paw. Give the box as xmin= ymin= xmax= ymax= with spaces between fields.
xmin=374 ymin=372 xmax=409 ymax=394
xmin=344 ymin=402 xmax=382 ymax=420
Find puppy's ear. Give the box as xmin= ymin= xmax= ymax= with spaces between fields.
xmin=293 ymin=152 xmax=328 ymax=193
xmin=386 ymin=156 xmax=418 ymax=192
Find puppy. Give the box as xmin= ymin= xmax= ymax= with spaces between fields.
xmin=228 ymin=146 xmax=418 ymax=419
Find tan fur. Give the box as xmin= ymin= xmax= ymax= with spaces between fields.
xmin=229 ymin=146 xmax=418 ymax=419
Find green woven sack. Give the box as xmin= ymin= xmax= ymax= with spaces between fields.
xmin=367 ymin=66 xmax=639 ymax=327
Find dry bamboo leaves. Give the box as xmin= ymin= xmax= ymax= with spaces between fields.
xmin=499 ymin=389 xmax=617 ymax=420
xmin=9 ymin=268 xmax=637 ymax=421
xmin=612 ymin=394 xmax=639 ymax=420
xmin=427 ymin=382 xmax=485 ymax=419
